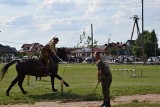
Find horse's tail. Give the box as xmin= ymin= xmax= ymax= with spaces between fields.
xmin=0 ymin=60 xmax=20 ymax=81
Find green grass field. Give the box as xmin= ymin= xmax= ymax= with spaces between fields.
xmin=0 ymin=63 xmax=160 ymax=106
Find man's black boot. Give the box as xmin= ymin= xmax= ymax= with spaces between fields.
xmin=105 ymin=101 xmax=111 ymax=107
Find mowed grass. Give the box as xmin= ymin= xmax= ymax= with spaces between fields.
xmin=0 ymin=63 xmax=160 ymax=106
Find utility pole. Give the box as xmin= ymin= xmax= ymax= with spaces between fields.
xmin=130 ymin=15 xmax=141 ymax=78
xmin=130 ymin=15 xmax=140 ymax=41
xmin=130 ymin=15 xmax=141 ymax=56
xmin=155 ymin=34 xmax=157 ymax=57
xmin=141 ymin=0 xmax=145 ymax=63
xmin=142 ymin=0 xmax=144 ymax=32
xmin=108 ymin=34 xmax=111 ymax=55
xmin=91 ymin=24 xmax=94 ymax=64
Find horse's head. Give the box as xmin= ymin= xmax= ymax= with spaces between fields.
xmin=57 ymin=48 xmax=67 ymax=61
xmin=50 ymin=48 xmax=67 ymax=64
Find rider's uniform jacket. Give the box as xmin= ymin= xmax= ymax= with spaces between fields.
xmin=47 ymin=40 xmax=57 ymax=55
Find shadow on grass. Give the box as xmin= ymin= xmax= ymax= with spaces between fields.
xmin=28 ymin=90 xmax=101 ymax=102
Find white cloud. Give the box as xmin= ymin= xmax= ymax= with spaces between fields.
xmin=111 ymin=11 xmax=127 ymax=25
xmin=0 ymin=13 xmax=33 ymax=29
xmin=0 ymin=0 xmax=160 ymax=50
xmin=16 ymin=29 xmax=30 ymax=36
xmin=40 ymin=0 xmax=73 ymax=9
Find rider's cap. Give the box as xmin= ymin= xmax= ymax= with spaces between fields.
xmin=54 ymin=38 xmax=59 ymax=41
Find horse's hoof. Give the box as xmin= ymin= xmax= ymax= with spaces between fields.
xmin=23 ymin=91 xmax=28 ymax=95
xmin=53 ymin=89 xmax=58 ymax=92
xmin=6 ymin=93 xmax=9 ymax=96
xmin=66 ymin=84 xmax=69 ymax=87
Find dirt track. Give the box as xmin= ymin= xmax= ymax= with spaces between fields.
xmin=0 ymin=94 xmax=160 ymax=107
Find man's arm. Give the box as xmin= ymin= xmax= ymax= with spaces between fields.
xmin=97 ymin=70 xmax=102 ymax=82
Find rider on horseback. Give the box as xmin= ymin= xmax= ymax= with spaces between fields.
xmin=39 ymin=37 xmax=59 ymax=76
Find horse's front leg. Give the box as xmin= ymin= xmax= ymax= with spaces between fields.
xmin=50 ymin=75 xmax=57 ymax=92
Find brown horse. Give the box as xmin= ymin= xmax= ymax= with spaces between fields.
xmin=0 ymin=48 xmax=69 ymax=96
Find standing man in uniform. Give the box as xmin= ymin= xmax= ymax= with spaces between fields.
xmin=40 ymin=37 xmax=59 ymax=76
xmin=94 ymin=51 xmax=112 ymax=107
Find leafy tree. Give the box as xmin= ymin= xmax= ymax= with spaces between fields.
xmin=144 ymin=30 xmax=158 ymax=57
xmin=75 ymin=29 xmax=98 ymax=48
xmin=132 ymin=30 xmax=158 ymax=58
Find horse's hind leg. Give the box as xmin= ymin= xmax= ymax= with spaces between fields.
xmin=6 ymin=76 xmax=19 ymax=96
xmin=18 ymin=75 xmax=28 ymax=94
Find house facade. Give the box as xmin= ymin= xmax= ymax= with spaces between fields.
xmin=71 ymin=46 xmax=107 ymax=59
xmin=19 ymin=43 xmax=44 ymax=56
xmin=18 ymin=41 xmax=130 ymax=62
xmin=0 ymin=44 xmax=17 ymax=62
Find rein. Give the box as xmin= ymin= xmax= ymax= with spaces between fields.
xmin=55 ymin=55 xmax=68 ymax=78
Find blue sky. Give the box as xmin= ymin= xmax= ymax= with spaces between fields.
xmin=0 ymin=0 xmax=160 ymax=50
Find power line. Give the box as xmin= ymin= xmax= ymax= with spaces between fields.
xmin=0 ymin=40 xmax=27 ymax=44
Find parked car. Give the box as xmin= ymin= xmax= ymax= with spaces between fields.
xmin=85 ymin=56 xmax=96 ymax=63
xmin=75 ymin=56 xmax=84 ymax=63
xmin=67 ymin=56 xmax=84 ymax=63
xmin=147 ymin=56 xmax=160 ymax=64
xmin=67 ymin=56 xmax=76 ymax=63
xmin=11 ymin=56 xmax=21 ymax=61
xmin=22 ymin=56 xmax=29 ymax=61
xmin=114 ymin=56 xmax=135 ymax=63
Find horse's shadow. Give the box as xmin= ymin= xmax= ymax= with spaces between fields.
xmin=28 ymin=90 xmax=101 ymax=103
xmin=28 ymin=90 xmax=82 ymax=102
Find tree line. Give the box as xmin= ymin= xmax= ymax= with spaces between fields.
xmin=76 ymin=29 xmax=159 ymax=59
